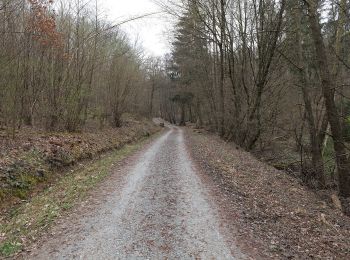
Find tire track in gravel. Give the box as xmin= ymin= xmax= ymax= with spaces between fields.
xmin=28 ymin=126 xmax=245 ymax=259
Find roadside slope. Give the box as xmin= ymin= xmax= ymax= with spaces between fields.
xmin=0 ymin=117 xmax=159 ymax=209
xmin=0 ymin=118 xmax=160 ymax=257
xmin=186 ymin=129 xmax=350 ymax=259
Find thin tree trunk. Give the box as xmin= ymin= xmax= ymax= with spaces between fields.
xmin=294 ymin=1 xmax=325 ymax=185
xmin=219 ymin=0 xmax=226 ymax=137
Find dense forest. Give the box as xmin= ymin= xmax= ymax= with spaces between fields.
xmin=1 ymin=1 xmax=350 ymax=258
xmin=1 ymin=0 xmax=350 ymax=198
xmin=0 ymin=0 xmax=156 ymax=133
xmin=147 ymin=0 xmax=350 ymax=199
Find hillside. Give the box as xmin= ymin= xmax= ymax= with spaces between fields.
xmin=186 ymin=128 xmax=350 ymax=259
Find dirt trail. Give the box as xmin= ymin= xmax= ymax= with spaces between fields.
xmin=27 ymin=127 xmax=244 ymax=259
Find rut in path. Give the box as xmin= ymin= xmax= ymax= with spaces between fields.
xmin=29 ymin=127 xmax=244 ymax=259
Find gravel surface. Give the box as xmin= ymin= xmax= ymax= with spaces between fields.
xmin=28 ymin=127 xmax=244 ymax=259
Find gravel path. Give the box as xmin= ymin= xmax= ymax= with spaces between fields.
xmin=28 ymin=127 xmax=244 ymax=259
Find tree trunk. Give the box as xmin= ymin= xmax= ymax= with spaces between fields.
xmin=179 ymin=104 xmax=186 ymax=126
xmin=294 ymin=1 xmax=325 ymax=185
xmin=305 ymin=0 xmax=350 ymax=196
xmin=149 ymin=79 xmax=155 ymax=116
xmin=218 ymin=0 xmax=226 ymax=137
xmin=113 ymin=112 xmax=122 ymax=128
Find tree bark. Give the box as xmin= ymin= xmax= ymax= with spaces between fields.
xmin=293 ymin=1 xmax=325 ymax=185
xmin=305 ymin=0 xmax=350 ymax=196
xmin=218 ymin=0 xmax=226 ymax=137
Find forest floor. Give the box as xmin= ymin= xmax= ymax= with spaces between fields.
xmin=0 ymin=115 xmax=159 ymax=210
xmin=1 ymin=123 xmax=350 ymax=259
xmin=187 ymin=127 xmax=350 ymax=259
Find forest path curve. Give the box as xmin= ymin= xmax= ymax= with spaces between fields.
xmin=27 ymin=127 xmax=244 ymax=259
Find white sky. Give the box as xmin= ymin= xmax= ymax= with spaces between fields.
xmin=99 ymin=0 xmax=173 ymax=57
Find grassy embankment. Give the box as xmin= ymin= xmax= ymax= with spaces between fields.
xmin=0 ymin=117 xmax=161 ymax=257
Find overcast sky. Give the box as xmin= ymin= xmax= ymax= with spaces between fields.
xmin=100 ymin=0 xmax=173 ymax=57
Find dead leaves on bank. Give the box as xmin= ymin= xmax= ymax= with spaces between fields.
xmin=0 ymin=118 xmax=159 ymax=208
xmin=187 ymin=129 xmax=350 ymax=259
